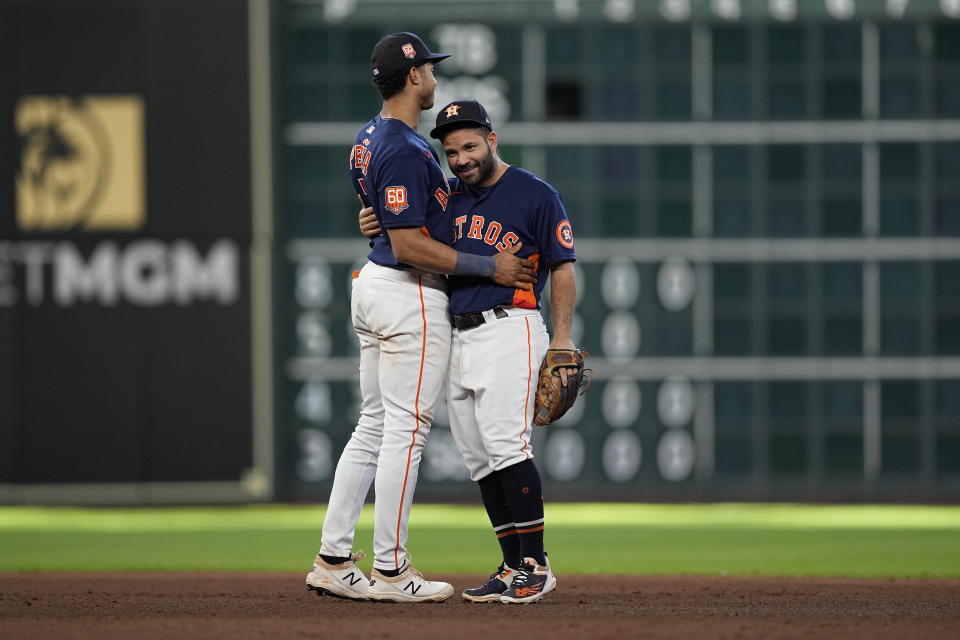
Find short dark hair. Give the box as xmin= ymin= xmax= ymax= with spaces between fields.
xmin=373 ymin=63 xmax=424 ymax=100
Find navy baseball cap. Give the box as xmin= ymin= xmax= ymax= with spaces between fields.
xmin=430 ymin=100 xmax=493 ymax=139
xmin=370 ymin=32 xmax=451 ymax=77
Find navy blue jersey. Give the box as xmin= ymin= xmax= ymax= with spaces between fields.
xmin=349 ymin=115 xmax=453 ymax=267
xmin=447 ymin=166 xmax=576 ymax=315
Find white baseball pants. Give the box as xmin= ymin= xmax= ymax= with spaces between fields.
xmin=447 ymin=308 xmax=550 ymax=482
xmin=320 ymin=261 xmax=451 ymax=571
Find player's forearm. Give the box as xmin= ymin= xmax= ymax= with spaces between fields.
xmin=387 ymin=227 xmax=495 ymax=276
xmin=387 ymin=227 xmax=457 ymax=273
xmin=549 ymin=262 xmax=576 ymax=343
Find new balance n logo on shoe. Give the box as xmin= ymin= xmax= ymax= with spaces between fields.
xmin=512 ymin=584 xmax=543 ymax=598
xmin=342 ymin=571 xmax=363 ymax=586
xmin=404 ymin=581 xmax=422 ymax=595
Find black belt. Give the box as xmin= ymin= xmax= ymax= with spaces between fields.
xmin=451 ymin=306 xmax=509 ymax=331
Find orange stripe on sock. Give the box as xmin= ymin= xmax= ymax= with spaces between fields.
xmin=496 ymin=529 xmax=518 ymax=539
xmin=516 ymin=525 xmax=544 ymax=534
xmin=395 ymin=275 xmax=427 ymax=569
xmin=519 ymin=317 xmax=532 ymax=458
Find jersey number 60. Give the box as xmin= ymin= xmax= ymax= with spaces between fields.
xmin=384 ymin=186 xmax=409 ymax=215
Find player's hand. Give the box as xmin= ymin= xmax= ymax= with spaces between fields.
xmin=493 ymin=242 xmax=537 ymax=291
xmin=358 ymin=205 xmax=380 ymax=238
xmin=548 ymin=338 xmax=578 ymax=386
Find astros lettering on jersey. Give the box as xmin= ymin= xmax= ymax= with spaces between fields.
xmin=446 ymin=167 xmax=577 ymax=315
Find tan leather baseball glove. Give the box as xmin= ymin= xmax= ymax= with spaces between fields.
xmin=532 ymin=349 xmax=593 ymax=426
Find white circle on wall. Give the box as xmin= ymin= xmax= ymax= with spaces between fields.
xmin=543 ymin=429 xmax=585 ymax=482
xmin=602 ymin=312 xmax=641 ymax=363
xmin=296 ymin=428 xmax=333 ymax=482
xmin=297 ymin=311 xmax=332 ymax=357
xmin=296 ymin=258 xmax=332 ymax=309
xmin=604 ymin=0 xmax=636 ymax=22
xmin=602 ymin=377 xmax=641 ymax=427
xmin=601 ymin=257 xmax=640 ymax=310
xmin=657 ymin=430 xmax=695 ymax=482
xmin=602 ymin=430 xmax=642 ymax=483
xmin=657 ymin=376 xmax=695 ymax=428
xmin=295 ymin=381 xmax=331 ymax=424
xmin=656 ymin=257 xmax=695 ymax=312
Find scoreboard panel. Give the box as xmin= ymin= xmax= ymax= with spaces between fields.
xmin=274 ymin=0 xmax=960 ymax=500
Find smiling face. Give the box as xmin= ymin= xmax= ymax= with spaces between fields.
xmin=441 ymin=127 xmax=500 ymax=188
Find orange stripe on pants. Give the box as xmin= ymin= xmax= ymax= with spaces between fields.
xmin=519 ymin=317 xmax=532 ymax=459
xmin=394 ymin=275 xmax=427 ymax=569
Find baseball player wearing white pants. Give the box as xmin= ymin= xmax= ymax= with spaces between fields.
xmin=447 ymin=307 xmax=549 ymax=479
xmin=306 ymin=34 xmax=536 ymax=604
xmin=315 ymin=264 xmax=451 ymax=600
xmin=431 ymin=101 xmax=579 ymax=605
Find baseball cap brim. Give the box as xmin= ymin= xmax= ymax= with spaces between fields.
xmin=430 ymin=118 xmax=488 ymax=139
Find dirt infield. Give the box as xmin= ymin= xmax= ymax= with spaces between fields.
xmin=1 ymin=573 xmax=958 ymax=639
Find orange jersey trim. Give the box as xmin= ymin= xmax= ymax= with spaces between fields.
xmin=395 ymin=275 xmax=427 ymax=569
xmin=420 ymin=225 xmax=430 ymax=237
xmin=511 ymin=251 xmax=539 ymax=309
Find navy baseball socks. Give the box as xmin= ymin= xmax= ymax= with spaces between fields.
xmin=499 ymin=460 xmax=547 ymax=566
xmin=462 ymin=473 xmax=521 ymax=602
xmin=319 ymin=553 xmax=351 ymax=565
xmin=497 ymin=460 xmax=555 ymax=603
xmin=477 ymin=472 xmax=522 ymax=566
xmin=464 ymin=461 xmax=555 ymax=603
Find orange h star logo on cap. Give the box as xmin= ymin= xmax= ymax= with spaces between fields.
xmin=445 ymin=104 xmax=461 ymax=118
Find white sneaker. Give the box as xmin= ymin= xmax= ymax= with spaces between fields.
xmin=367 ymin=560 xmax=454 ymax=603
xmin=305 ymin=550 xmax=369 ymax=600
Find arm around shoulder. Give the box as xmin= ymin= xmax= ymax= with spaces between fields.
xmin=386 ymin=227 xmax=459 ymax=274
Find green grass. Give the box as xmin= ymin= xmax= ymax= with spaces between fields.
xmin=1 ymin=503 xmax=958 ymax=577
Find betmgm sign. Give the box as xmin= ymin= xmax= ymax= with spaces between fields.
xmin=15 ymin=95 xmax=145 ymax=231
xmin=2 ymin=95 xmax=238 ymax=308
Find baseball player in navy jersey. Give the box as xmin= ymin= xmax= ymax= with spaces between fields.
xmin=358 ymin=100 xmax=579 ymax=604
xmin=431 ymin=100 xmax=578 ymax=604
xmin=305 ymin=34 xmax=536 ymax=604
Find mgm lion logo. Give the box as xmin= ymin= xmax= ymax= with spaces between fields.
xmin=15 ymin=95 xmax=145 ymax=231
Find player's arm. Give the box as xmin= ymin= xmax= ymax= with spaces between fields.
xmin=358 ymin=198 xmax=381 ymax=237
xmin=388 ymin=227 xmax=535 ymax=290
xmin=547 ymin=260 xmax=578 ymax=385
xmin=357 ymin=203 xmax=536 ymax=289
xmin=549 ymin=261 xmax=576 ymax=350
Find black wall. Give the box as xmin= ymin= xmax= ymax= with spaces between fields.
xmin=0 ymin=0 xmax=254 ymax=487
